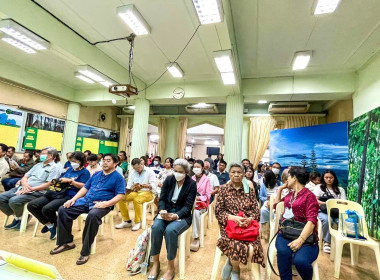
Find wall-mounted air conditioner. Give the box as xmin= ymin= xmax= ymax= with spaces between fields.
xmin=268 ymin=102 xmax=310 ymax=114
xmin=185 ymin=103 xmax=218 ymax=114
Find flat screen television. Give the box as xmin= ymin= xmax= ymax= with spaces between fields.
xmin=206 ymin=147 xmax=220 ymax=156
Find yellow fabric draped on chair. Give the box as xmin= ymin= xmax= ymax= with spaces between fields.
xmin=158 ymin=117 xmax=166 ymax=157
xmin=248 ymin=116 xmax=277 ymax=168
xmin=177 ymin=117 xmax=188 ymax=158
xmin=284 ymin=116 xmax=318 ymax=129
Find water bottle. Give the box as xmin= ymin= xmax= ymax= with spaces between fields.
xmin=141 ymin=262 xmax=148 ymax=275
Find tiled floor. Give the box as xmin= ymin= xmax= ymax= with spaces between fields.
xmin=0 ymin=211 xmax=379 ymax=280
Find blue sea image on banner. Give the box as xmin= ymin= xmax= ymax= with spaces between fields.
xmin=269 ymin=122 xmax=349 ymax=187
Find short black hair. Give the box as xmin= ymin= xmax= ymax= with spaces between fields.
xmin=194 ymin=159 xmax=204 ymax=167
xmin=119 ymin=151 xmax=127 ymax=158
xmin=24 ymin=150 xmax=34 ymax=159
xmin=132 ymin=158 xmax=142 ymax=166
xmin=219 ymin=160 xmax=227 ymax=166
xmin=165 ymin=157 xmax=174 ymax=167
xmin=208 ymin=154 xmax=211 ymax=157
xmin=272 ymin=162 xmax=281 ymax=167
xmin=34 ymin=149 xmax=41 ymax=155
xmin=264 ymin=170 xmax=277 ymax=189
xmin=84 ymin=150 xmax=92 ymax=155
xmin=98 ymin=153 xmax=104 ymax=157
xmin=103 ymin=153 xmax=118 ymax=163
xmin=8 ymin=146 xmax=15 ymax=152
xmin=242 ymin=159 xmax=250 ymax=163
xmin=71 ymin=151 xmax=86 ymax=167
xmin=154 ymin=156 xmax=161 ymax=162
xmin=289 ymin=166 xmax=309 ymax=185
xmin=88 ymin=154 xmax=98 ymax=161
xmin=309 ymin=171 xmax=321 ymax=180
xmin=258 ymin=163 xmax=264 ymax=171
xmin=0 ymin=143 xmax=8 ymax=154
xmin=188 ymin=158 xmax=195 ymax=163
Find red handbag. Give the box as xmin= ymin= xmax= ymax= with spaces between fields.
xmin=225 ymin=211 xmax=260 ymax=242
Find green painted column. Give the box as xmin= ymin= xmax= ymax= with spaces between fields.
xmin=224 ymin=95 xmax=244 ymax=165
xmin=241 ymin=118 xmax=250 ymax=160
xmin=61 ymin=102 xmax=80 ymax=162
xmin=165 ymin=117 xmax=179 ymax=159
xmin=130 ymin=98 xmax=150 ymax=162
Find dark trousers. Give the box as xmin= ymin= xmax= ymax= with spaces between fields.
xmin=275 ymin=234 xmax=319 ymax=280
xmin=27 ymin=195 xmax=69 ymax=225
xmin=57 ymin=205 xmax=111 ymax=256
xmin=150 ymin=218 xmax=189 ymax=260
xmin=1 ymin=178 xmax=21 ymax=191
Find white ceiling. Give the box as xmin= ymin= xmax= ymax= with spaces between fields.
xmin=0 ymin=0 xmax=380 ymax=101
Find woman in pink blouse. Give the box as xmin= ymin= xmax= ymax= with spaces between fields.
xmin=191 ymin=160 xmax=212 ymax=252
xmin=273 ymin=166 xmax=319 ymax=280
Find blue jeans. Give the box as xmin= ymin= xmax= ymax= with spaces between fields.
xmin=1 ymin=178 xmax=21 ymax=191
xmin=275 ymin=234 xmax=319 ymax=280
xmin=318 ymin=212 xmax=339 ymax=243
xmin=260 ymin=204 xmax=270 ymax=224
xmin=150 ymin=218 xmax=189 ymax=260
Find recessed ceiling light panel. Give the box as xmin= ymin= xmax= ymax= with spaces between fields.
xmin=292 ymin=51 xmax=312 ymax=70
xmin=166 ymin=62 xmax=184 ymax=78
xmin=0 ymin=19 xmax=50 ymax=50
xmin=192 ymin=0 xmax=223 ymax=24
xmin=75 ymin=73 xmax=95 ymax=84
xmin=117 ymin=5 xmax=151 ymax=35
xmin=0 ymin=35 xmax=36 ymax=54
xmin=314 ymin=0 xmax=340 ymax=15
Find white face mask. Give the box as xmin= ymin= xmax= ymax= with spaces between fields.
xmin=174 ymin=172 xmax=186 ymax=181
xmin=272 ymin=168 xmax=280 ymax=175
xmin=193 ymin=168 xmax=202 ymax=175
xmin=71 ymin=162 xmax=80 ymax=170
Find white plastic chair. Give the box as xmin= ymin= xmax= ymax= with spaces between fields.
xmin=78 ymin=211 xmax=114 ymax=255
xmin=268 ymin=194 xmax=277 ymax=241
xmin=200 ymin=209 xmax=209 ymax=248
xmin=208 ymin=195 xmax=217 ymax=228
xmin=3 ymin=203 xmax=31 ymax=233
xmin=327 ymin=199 xmax=380 ymax=278
xmin=142 ymin=198 xmax=155 ymax=230
xmin=178 ymin=225 xmax=192 ymax=279
xmin=317 ymin=218 xmax=323 ymax=250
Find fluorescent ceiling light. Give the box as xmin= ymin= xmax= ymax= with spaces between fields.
xmin=193 ymin=103 xmax=214 ymax=109
xmin=213 ymin=50 xmax=234 ymax=72
xmin=192 ymin=0 xmax=223 ymax=24
xmin=221 ymin=72 xmax=236 ymax=85
xmin=0 ymin=19 xmax=50 ymax=50
xmin=75 ymin=73 xmax=95 ymax=84
xmin=166 ymin=62 xmax=184 ymax=78
xmin=258 ymin=100 xmax=267 ymax=104
xmin=1 ymin=36 xmax=36 ymax=54
xmin=314 ymin=0 xmax=340 ymax=15
xmin=77 ymin=65 xmax=118 ymax=87
xmin=117 ymin=5 xmax=151 ymax=35
xmin=292 ymin=51 xmax=312 ymax=70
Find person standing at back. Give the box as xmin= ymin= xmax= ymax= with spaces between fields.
xmin=204 ymin=154 xmax=214 ymax=170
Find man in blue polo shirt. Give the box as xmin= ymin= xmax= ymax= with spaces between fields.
xmin=50 ymin=153 xmax=125 ymax=265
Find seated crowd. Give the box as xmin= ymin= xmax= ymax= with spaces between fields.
xmin=0 ymin=144 xmax=351 ymax=280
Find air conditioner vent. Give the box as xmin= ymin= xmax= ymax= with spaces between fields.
xmin=268 ymin=102 xmax=310 ymax=114
xmin=185 ymin=104 xmax=218 ymax=114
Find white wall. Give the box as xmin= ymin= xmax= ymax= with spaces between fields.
xmin=192 ymin=144 xmax=220 ymax=160
xmin=353 ymin=52 xmax=380 ymax=118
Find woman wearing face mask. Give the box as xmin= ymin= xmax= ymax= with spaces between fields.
xmin=148 ymin=159 xmax=197 ymax=280
xmin=313 ymin=170 xmax=346 ymax=254
xmin=273 ymin=166 xmax=319 ymax=280
xmin=259 ymin=170 xmax=282 ymax=225
xmin=27 ymin=152 xmax=90 ymax=240
xmin=191 ymin=160 xmax=213 ymax=251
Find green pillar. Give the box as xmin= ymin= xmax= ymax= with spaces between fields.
xmin=241 ymin=119 xmax=250 ymax=160
xmin=224 ymin=95 xmax=244 ymax=165
xmin=165 ymin=117 xmax=179 ymax=158
xmin=130 ymin=98 xmax=150 ymax=162
xmin=61 ymin=102 xmax=80 ymax=163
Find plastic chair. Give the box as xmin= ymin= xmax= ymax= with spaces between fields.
xmin=318 ymin=218 xmax=323 ymax=250
xmin=210 ymin=242 xmax=261 ymax=280
xmin=3 ymin=203 xmax=31 ymax=233
xmin=326 ymin=199 xmax=380 ymax=278
xmin=208 ymin=195 xmax=217 ymax=228
xmin=200 ymin=209 xmax=209 ymax=248
xmin=178 ymin=225 xmax=192 ymax=279
xmin=78 ymin=211 xmax=114 ymax=255
xmin=268 ymin=194 xmax=278 ymax=241
xmin=142 ymin=198 xmax=155 ymax=230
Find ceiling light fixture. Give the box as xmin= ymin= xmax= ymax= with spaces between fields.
xmin=192 ymin=0 xmax=223 ymax=24
xmin=0 ymin=19 xmax=50 ymax=50
xmin=258 ymin=100 xmax=267 ymax=104
xmin=76 ymin=65 xmax=118 ymax=87
xmin=0 ymin=35 xmax=36 ymax=54
xmin=75 ymin=73 xmax=95 ymax=84
xmin=313 ymin=0 xmax=340 ymax=15
xmin=166 ymin=62 xmax=184 ymax=78
xmin=213 ymin=50 xmax=236 ymax=85
xmin=117 ymin=5 xmax=151 ymax=35
xmin=292 ymin=51 xmax=312 ymax=70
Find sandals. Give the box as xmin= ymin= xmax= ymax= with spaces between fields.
xmin=76 ymin=255 xmax=89 ymax=265
xmin=323 ymin=242 xmax=331 ymax=254
xmin=159 ymin=271 xmax=174 ymax=280
xmin=147 ymin=264 xmax=160 ymax=280
xmin=50 ymin=244 xmax=76 ymax=255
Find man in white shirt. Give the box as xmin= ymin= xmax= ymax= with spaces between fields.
xmin=204 ymin=161 xmax=219 ymax=203
xmin=0 ymin=143 xmax=10 ymax=178
xmin=116 ymin=158 xmax=156 ymax=231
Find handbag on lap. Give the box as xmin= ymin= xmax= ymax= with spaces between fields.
xmin=225 ymin=211 xmax=260 ymax=242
